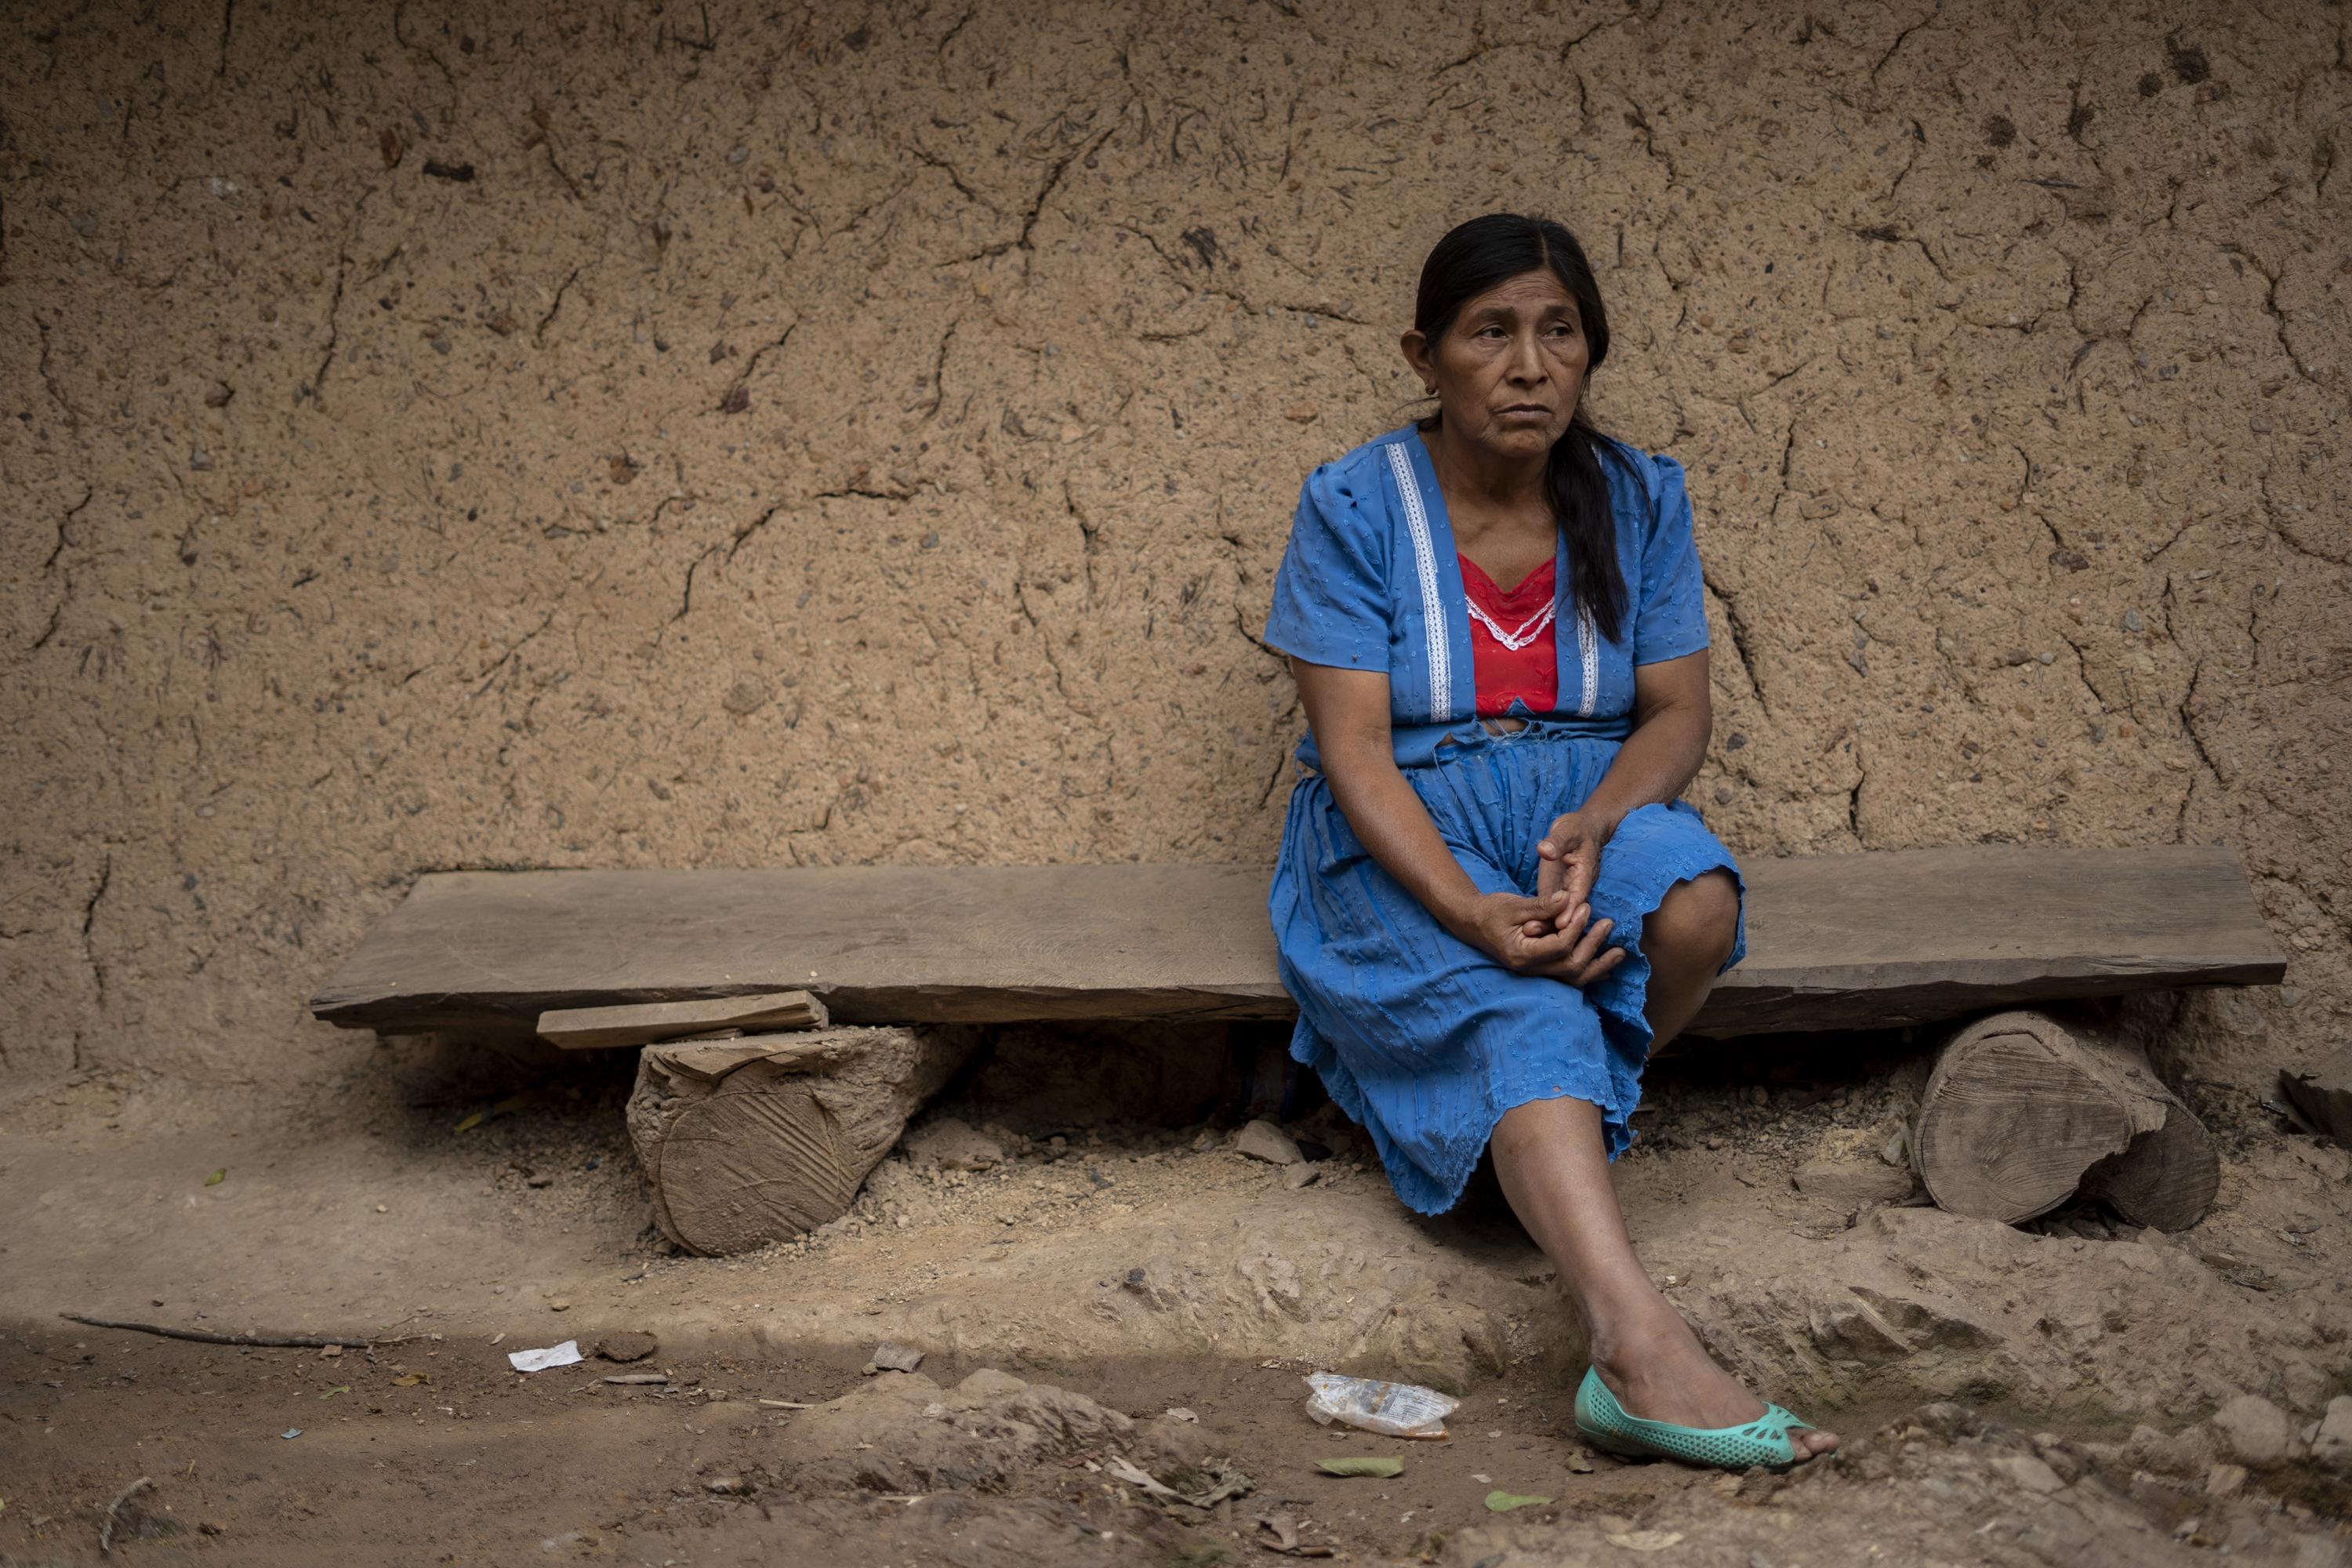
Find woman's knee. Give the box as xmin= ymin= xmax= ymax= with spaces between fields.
xmin=1646 ymin=870 xmax=1740 ymax=971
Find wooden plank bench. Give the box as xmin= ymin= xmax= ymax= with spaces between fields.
xmin=310 ymin=844 xmax=2285 ymax=1254
xmin=311 ymin=844 xmax=2281 ymax=1040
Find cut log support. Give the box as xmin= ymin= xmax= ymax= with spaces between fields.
xmin=2080 ymin=1102 xmax=2223 ymax=1232
xmin=626 ymin=1025 xmax=973 ymax=1256
xmin=539 ymin=989 xmax=827 ymax=1050
xmin=1913 ymin=1009 xmax=2218 ymax=1230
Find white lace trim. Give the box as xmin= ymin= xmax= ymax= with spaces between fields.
xmin=1385 ymin=441 xmax=1452 ymax=722
xmin=1575 ymin=602 xmax=1599 ymax=718
xmin=1465 ymin=596 xmax=1557 ymax=652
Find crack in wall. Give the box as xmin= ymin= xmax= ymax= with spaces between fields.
xmin=1700 ymin=571 xmax=1770 ymax=717
xmin=720 ymin=321 xmax=797 ymax=412
xmin=916 ymin=318 xmax=962 ymax=419
xmin=934 ymin=3 xmax=975 ymax=74
xmin=44 ymin=484 xmax=92 ymax=573
xmin=34 ymin=316 xmax=85 ymax=429
xmin=535 ymin=264 xmax=583 ymax=347
xmin=945 ymin=117 xmax=1125 ymax=267
xmin=390 ymin=0 xmax=457 ymax=108
xmin=666 ymin=497 xmax=789 ymax=637
xmin=79 ymin=853 xmax=111 ymax=1016
xmin=1870 ymin=7 xmax=1941 ymax=84
xmin=303 ymin=194 xmax=383 ymax=406
xmin=470 ymin=604 xmax=561 ymax=698
xmin=2058 ymin=630 xmax=2111 ymax=710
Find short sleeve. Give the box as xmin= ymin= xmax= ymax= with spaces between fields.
xmin=1631 ymin=452 xmax=1710 ymax=666
xmin=1262 ymin=463 xmax=1389 ymax=670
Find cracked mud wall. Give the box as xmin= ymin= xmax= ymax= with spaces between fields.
xmin=1 ymin=0 xmax=2345 ymax=1091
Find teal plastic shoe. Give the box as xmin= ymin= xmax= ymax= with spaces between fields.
xmin=1573 ymin=1367 xmax=1825 ymax=1472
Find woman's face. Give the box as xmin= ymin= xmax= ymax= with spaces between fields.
xmin=1403 ymin=267 xmax=1589 ymax=462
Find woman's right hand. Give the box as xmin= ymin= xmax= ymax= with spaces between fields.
xmin=1455 ymin=891 xmax=1627 ymax=986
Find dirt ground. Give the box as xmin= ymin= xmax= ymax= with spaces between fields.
xmin=5 ymin=1334 xmax=2340 ymax=1567
xmin=5 ymin=1024 xmax=2349 ymax=1563
xmin=5 ymin=0 xmax=2350 ymax=1562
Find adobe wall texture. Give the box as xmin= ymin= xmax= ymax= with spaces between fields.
xmin=2 ymin=0 xmax=2344 ymax=1092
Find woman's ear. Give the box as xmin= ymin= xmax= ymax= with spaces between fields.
xmin=1400 ymin=328 xmax=1435 ymax=394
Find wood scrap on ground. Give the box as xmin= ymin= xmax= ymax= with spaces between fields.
xmin=538 ymin=989 xmax=827 ymax=1049
xmin=60 ymin=1312 xmax=422 ymax=1349
xmin=626 ymin=1025 xmax=975 ymax=1254
xmin=98 ymin=1474 xmax=152 ymax=1555
xmin=1256 ymin=1512 xmax=1337 ymax=1557
xmin=2279 ymin=1051 xmax=2352 ymax=1149
xmin=1913 ymin=1009 xmax=2218 ymax=1229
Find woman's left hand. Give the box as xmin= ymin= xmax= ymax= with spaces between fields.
xmin=1535 ymin=811 xmax=1613 ymax=928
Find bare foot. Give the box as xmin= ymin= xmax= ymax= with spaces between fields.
xmin=1593 ymin=1306 xmax=1840 ymax=1461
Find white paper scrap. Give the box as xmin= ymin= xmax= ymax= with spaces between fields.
xmin=507 ymin=1339 xmax=583 ymax=1373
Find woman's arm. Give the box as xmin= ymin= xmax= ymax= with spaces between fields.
xmin=1535 ymin=649 xmax=1714 ymax=913
xmin=1294 ymin=659 xmax=1624 ymax=982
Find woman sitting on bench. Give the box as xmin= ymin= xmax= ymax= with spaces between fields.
xmin=1264 ymin=213 xmax=1837 ymax=1471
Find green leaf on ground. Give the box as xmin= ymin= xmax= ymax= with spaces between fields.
xmin=1316 ymin=1457 xmax=1402 ymax=1478
xmin=454 ymin=1095 xmax=530 ymax=1135
xmin=1484 ymin=1490 xmax=1552 ymax=1512
xmin=204 ymin=1168 xmax=226 ymax=1186
xmin=319 ymin=1385 xmax=350 ymax=1399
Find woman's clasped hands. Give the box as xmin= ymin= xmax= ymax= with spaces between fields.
xmin=1453 ymin=811 xmax=1626 ymax=985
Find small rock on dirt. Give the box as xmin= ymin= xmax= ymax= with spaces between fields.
xmin=1232 ymin=1120 xmax=1302 ymax=1165
xmin=2126 ymin=1422 xmax=2214 ymax=1475
xmin=904 ymin=1117 xmax=1004 ymax=1171
xmin=1987 ymin=1454 xmax=2065 ymax=1495
xmin=1283 ymin=1163 xmax=1319 ymax=1190
xmin=1793 ymin=1156 xmax=1916 ymax=1205
xmin=956 ymin=1369 xmax=1026 ymax=1399
xmin=2307 ymin=1397 xmax=2352 ymax=1472
xmin=2211 ymin=1393 xmax=2296 ymax=1465
xmin=867 ymin=1342 xmax=924 ymax=1375
xmin=720 ymin=677 xmax=771 ymax=716
xmin=593 ymin=1331 xmax=659 ymax=1363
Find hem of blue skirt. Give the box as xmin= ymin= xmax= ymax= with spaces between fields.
xmin=1292 ymin=1018 xmax=1632 ymax=1217
xmin=1291 ymin=803 xmax=1748 ymax=1219
xmin=1581 ymin=800 xmax=1750 ymax=1071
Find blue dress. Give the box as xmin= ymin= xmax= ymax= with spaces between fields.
xmin=1263 ymin=423 xmax=1747 ymax=1216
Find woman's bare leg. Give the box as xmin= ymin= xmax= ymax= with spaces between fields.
xmin=1487 ymin=873 xmax=1838 ymax=1459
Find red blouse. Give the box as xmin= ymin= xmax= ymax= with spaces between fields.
xmin=1460 ymin=554 xmax=1559 ymax=717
